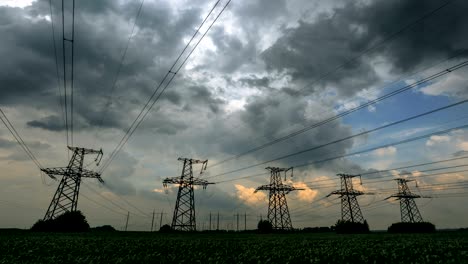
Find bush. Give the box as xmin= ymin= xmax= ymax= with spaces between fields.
xmin=388 ymin=222 xmax=436 ymax=233
xmin=92 ymin=225 xmax=116 ymax=232
xmin=302 ymin=227 xmax=332 ymax=233
xmin=334 ymin=219 xmax=370 ymax=234
xmin=257 ymin=220 xmax=273 ymax=233
xmin=159 ymin=224 xmax=172 ymax=233
xmin=31 ymin=211 xmax=90 ymax=232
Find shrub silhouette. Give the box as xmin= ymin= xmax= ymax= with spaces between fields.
xmin=257 ymin=220 xmax=273 ymax=233
xmin=388 ymin=222 xmax=435 ymax=233
xmin=334 ymin=219 xmax=370 ymax=234
xmin=31 ymin=211 xmax=90 ymax=232
xmin=159 ymin=224 xmax=172 ymax=233
xmin=92 ymin=225 xmax=116 ymax=232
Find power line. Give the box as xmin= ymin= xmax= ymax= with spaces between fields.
xmin=82 ymin=181 xmax=151 ymax=218
xmin=209 ymin=1 xmax=461 ymax=168
xmin=99 ymin=0 xmax=231 ymax=173
xmin=48 ymin=0 xmax=66 ymax=149
xmin=208 ymin=100 xmax=468 ymax=180
xmin=0 ymin=108 xmax=43 ymax=170
xmin=365 ymin=167 xmax=468 ymax=186
xmin=100 ymin=0 xmax=228 ymax=173
xmin=300 ymin=155 xmax=468 ymax=186
xmin=59 ymin=0 xmax=76 ymax=148
xmin=61 ymin=0 xmax=69 ymax=149
xmin=290 ymin=178 xmax=468 ymax=218
xmin=306 ymin=166 xmax=468 ymax=190
xmin=294 ymin=0 xmax=455 ymax=95
xmin=80 ymin=192 xmax=128 ymax=217
xmin=218 ymin=49 xmax=466 ymax=151
xmin=70 ymin=0 xmax=75 ymax=147
xmin=91 ymin=0 xmax=146 ymax=148
xmin=212 ymin=123 xmax=468 ymax=183
xmin=209 ymin=60 xmax=468 ymax=168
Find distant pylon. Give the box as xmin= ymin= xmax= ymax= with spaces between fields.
xmin=255 ymin=167 xmax=303 ymax=230
xmin=41 ymin=146 xmax=103 ymax=220
xmin=385 ymin=178 xmax=425 ymax=223
xmin=327 ymin=173 xmax=371 ymax=223
xmin=163 ymin=158 xmax=214 ymax=231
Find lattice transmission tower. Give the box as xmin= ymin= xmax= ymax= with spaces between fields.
xmin=385 ymin=178 xmax=426 ymax=223
xmin=327 ymin=174 xmax=371 ymax=223
xmin=254 ymin=167 xmax=303 ymax=230
xmin=41 ymin=146 xmax=103 ymax=220
xmin=163 ymin=158 xmax=214 ymax=231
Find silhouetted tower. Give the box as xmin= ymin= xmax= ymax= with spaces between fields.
xmin=163 ymin=158 xmax=214 ymax=231
xmin=327 ymin=174 xmax=370 ymax=223
xmin=385 ymin=178 xmax=424 ymax=223
xmin=41 ymin=146 xmax=103 ymax=220
xmin=254 ymin=167 xmax=303 ymax=230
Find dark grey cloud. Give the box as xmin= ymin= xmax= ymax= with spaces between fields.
xmin=453 ymin=150 xmax=468 ymax=157
xmin=0 ymin=138 xmax=16 ymax=149
xmin=27 ymin=115 xmax=63 ymax=131
xmin=0 ymin=0 xmax=207 ymax=134
xmin=187 ymin=85 xmax=225 ymax=113
xmin=262 ymin=17 xmax=379 ymax=96
xmin=261 ymin=0 xmax=468 ymax=96
xmin=153 ymin=118 xmax=188 ymax=136
xmin=204 ymin=92 xmax=356 ymax=174
xmin=238 ymin=75 xmax=270 ymax=89
xmin=101 ymin=151 xmax=137 ymax=196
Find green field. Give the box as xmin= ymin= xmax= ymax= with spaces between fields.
xmin=1 ymin=231 xmax=467 ymax=263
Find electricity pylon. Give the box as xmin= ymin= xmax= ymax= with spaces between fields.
xmin=327 ymin=173 xmax=371 ymax=223
xmin=254 ymin=167 xmax=303 ymax=230
xmin=163 ymin=158 xmax=214 ymax=231
xmin=385 ymin=178 xmax=426 ymax=223
xmin=41 ymin=146 xmax=103 ymax=220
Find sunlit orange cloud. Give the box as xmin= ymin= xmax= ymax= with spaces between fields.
xmin=374 ymin=146 xmax=397 ymax=156
xmin=353 ymin=179 xmax=368 ymax=192
xmin=291 ymin=182 xmax=318 ymax=202
xmin=234 ymin=184 xmax=267 ymax=206
xmin=152 ymin=188 xmax=165 ymax=194
xmin=432 ymin=172 xmax=467 ymax=184
xmin=458 ymin=141 xmax=468 ymax=151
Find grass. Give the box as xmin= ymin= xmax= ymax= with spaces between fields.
xmin=0 ymin=230 xmax=467 ymax=263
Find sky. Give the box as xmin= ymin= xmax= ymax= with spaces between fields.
xmin=0 ymin=0 xmax=468 ymax=231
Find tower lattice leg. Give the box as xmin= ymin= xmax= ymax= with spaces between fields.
xmin=171 ymin=159 xmax=197 ymax=231
xmin=400 ymin=198 xmax=423 ymax=223
xmin=42 ymin=146 xmax=103 ymax=221
xmin=44 ymin=175 xmax=81 ymax=220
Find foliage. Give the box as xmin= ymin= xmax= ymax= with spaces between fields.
xmin=91 ymin=225 xmax=116 ymax=232
xmin=0 ymin=231 xmax=466 ymax=263
xmin=302 ymin=226 xmax=332 ymax=233
xmin=31 ymin=211 xmax=90 ymax=232
xmin=334 ymin=219 xmax=370 ymax=234
xmin=388 ymin=222 xmax=436 ymax=233
xmin=257 ymin=220 xmax=273 ymax=233
xmin=159 ymin=224 xmax=172 ymax=233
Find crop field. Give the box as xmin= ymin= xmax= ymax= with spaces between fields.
xmin=0 ymin=231 xmax=467 ymax=263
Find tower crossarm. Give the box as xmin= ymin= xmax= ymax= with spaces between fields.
xmin=41 ymin=167 xmax=67 ymax=180
xmin=385 ymin=193 xmax=422 ymax=200
xmin=163 ymin=177 xmax=214 ymax=189
xmin=326 ymin=189 xmax=365 ymax=197
xmin=41 ymin=167 xmax=103 ymax=182
xmin=68 ymin=146 xmax=102 ymax=155
xmin=254 ymin=184 xmax=303 ymax=194
xmin=81 ymin=169 xmax=104 ymax=183
xmin=178 ymin=157 xmax=208 ymax=174
xmin=162 ymin=177 xmax=184 ymax=186
xmin=192 ymin=178 xmax=214 ymax=188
